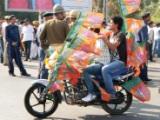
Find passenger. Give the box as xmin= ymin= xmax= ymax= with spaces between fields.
xmin=82 ymin=24 xmax=110 ymax=102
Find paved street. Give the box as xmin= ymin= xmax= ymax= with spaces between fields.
xmin=0 ymin=60 xmax=160 ymax=120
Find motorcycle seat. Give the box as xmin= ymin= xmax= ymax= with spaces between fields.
xmin=91 ymin=67 xmax=134 ymax=81
xmin=113 ymin=68 xmax=134 ymax=81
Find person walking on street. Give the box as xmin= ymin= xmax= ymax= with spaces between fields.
xmin=138 ymin=13 xmax=152 ymax=83
xmin=21 ymin=19 xmax=35 ymax=61
xmin=148 ymin=21 xmax=155 ymax=62
xmin=6 ymin=15 xmax=30 ymax=77
xmin=0 ymin=17 xmax=4 ymax=63
xmin=153 ymin=23 xmax=160 ymax=57
xmin=2 ymin=16 xmax=10 ymax=66
xmin=37 ymin=12 xmax=53 ymax=79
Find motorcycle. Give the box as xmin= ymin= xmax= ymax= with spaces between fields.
xmin=24 ymin=66 xmax=135 ymax=118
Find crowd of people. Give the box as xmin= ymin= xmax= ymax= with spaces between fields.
xmin=0 ymin=4 xmax=160 ymax=102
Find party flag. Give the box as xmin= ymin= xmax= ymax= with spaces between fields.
xmin=118 ymin=0 xmax=141 ymax=16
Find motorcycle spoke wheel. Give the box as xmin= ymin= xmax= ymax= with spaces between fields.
xmin=24 ymin=84 xmax=59 ymax=118
xmin=102 ymin=86 xmax=132 ymax=115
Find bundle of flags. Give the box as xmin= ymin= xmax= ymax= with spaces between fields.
xmin=118 ymin=0 xmax=141 ymax=16
xmin=124 ymin=18 xmax=150 ymax=102
xmin=46 ymin=12 xmax=104 ymax=84
xmin=122 ymin=77 xmax=151 ymax=102
xmin=125 ymin=18 xmax=147 ymax=76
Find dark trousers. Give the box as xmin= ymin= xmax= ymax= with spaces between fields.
xmin=147 ymin=43 xmax=153 ymax=61
xmin=39 ymin=48 xmax=48 ymax=79
xmin=0 ymin=38 xmax=4 ymax=63
xmin=23 ymin=41 xmax=32 ymax=60
xmin=8 ymin=45 xmax=26 ymax=74
xmin=139 ymin=64 xmax=148 ymax=81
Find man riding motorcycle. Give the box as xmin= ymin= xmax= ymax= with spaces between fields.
xmin=82 ymin=16 xmax=127 ymax=102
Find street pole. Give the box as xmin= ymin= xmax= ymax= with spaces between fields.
xmin=103 ymin=0 xmax=109 ymax=22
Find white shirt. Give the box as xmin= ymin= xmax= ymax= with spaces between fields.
xmin=153 ymin=27 xmax=160 ymax=41
xmin=22 ymin=25 xmax=34 ymax=42
xmin=37 ymin=23 xmax=45 ymax=46
xmin=94 ymin=39 xmax=110 ymax=65
xmin=2 ymin=22 xmax=8 ymax=42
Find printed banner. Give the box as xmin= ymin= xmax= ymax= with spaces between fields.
xmin=118 ymin=0 xmax=141 ymax=16
xmin=61 ymin=0 xmax=92 ymax=12
xmin=5 ymin=0 xmax=92 ymax=12
xmin=6 ymin=0 xmax=61 ymax=12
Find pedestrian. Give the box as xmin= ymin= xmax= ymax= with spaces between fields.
xmin=148 ymin=21 xmax=155 ymax=62
xmin=40 ymin=4 xmax=69 ymax=79
xmin=40 ymin=4 xmax=70 ymax=51
xmin=37 ymin=12 xmax=53 ymax=79
xmin=2 ymin=16 xmax=11 ymax=66
xmin=30 ymin=21 xmax=39 ymax=60
xmin=68 ymin=10 xmax=80 ymax=28
xmin=6 ymin=15 xmax=30 ymax=77
xmin=21 ymin=19 xmax=35 ymax=61
xmin=0 ymin=16 xmax=4 ymax=63
xmin=138 ymin=12 xmax=152 ymax=83
xmin=153 ymin=23 xmax=160 ymax=57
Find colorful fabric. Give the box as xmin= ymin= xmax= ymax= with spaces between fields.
xmin=118 ymin=0 xmax=141 ymax=16
xmin=125 ymin=18 xmax=147 ymax=76
xmin=122 ymin=77 xmax=151 ymax=102
xmin=46 ymin=12 xmax=104 ymax=84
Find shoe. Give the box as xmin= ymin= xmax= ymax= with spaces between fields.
xmin=9 ymin=73 xmax=16 ymax=77
xmin=3 ymin=63 xmax=8 ymax=66
xmin=28 ymin=59 xmax=31 ymax=62
xmin=150 ymin=60 xmax=156 ymax=62
xmin=21 ymin=73 xmax=31 ymax=77
xmin=82 ymin=93 xmax=96 ymax=102
xmin=24 ymin=59 xmax=28 ymax=61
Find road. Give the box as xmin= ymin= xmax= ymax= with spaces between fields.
xmin=0 ymin=60 xmax=160 ymax=120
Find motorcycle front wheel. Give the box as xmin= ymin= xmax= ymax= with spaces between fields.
xmin=102 ymin=86 xmax=132 ymax=115
xmin=24 ymin=83 xmax=59 ymax=118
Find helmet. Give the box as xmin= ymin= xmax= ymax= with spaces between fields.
xmin=69 ymin=10 xmax=80 ymax=19
xmin=53 ymin=4 xmax=65 ymax=14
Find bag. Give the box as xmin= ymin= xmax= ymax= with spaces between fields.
xmin=122 ymin=77 xmax=151 ymax=102
xmin=30 ymin=41 xmax=38 ymax=59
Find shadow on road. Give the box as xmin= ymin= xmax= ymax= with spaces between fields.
xmin=24 ymin=64 xmax=39 ymax=70
xmin=80 ymin=100 xmax=160 ymax=120
xmin=79 ymin=113 xmax=159 ymax=120
xmin=146 ymin=79 xmax=160 ymax=88
xmin=149 ymin=67 xmax=160 ymax=73
xmin=34 ymin=117 xmax=76 ymax=120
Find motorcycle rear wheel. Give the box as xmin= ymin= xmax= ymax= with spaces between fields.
xmin=102 ymin=86 xmax=132 ymax=115
xmin=24 ymin=83 xmax=59 ymax=118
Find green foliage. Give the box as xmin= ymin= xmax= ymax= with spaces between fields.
xmin=141 ymin=0 xmax=160 ymax=22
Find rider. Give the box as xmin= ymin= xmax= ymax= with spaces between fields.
xmin=82 ymin=16 xmax=127 ymax=102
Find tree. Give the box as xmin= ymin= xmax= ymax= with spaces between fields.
xmin=92 ymin=0 xmax=103 ymax=12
